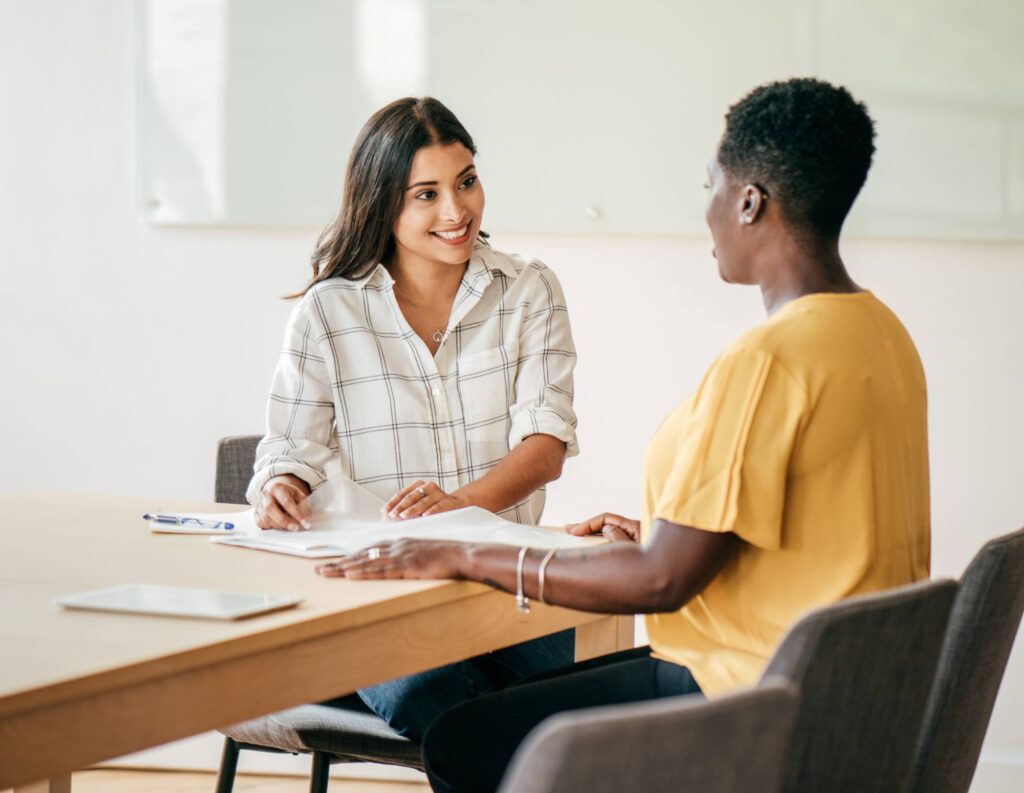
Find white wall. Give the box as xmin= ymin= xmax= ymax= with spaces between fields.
xmin=2 ymin=2 xmax=1022 ymax=789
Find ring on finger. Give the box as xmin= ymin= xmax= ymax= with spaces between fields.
xmin=367 ymin=547 xmax=381 ymax=561
xmin=415 ymin=485 xmax=427 ymax=498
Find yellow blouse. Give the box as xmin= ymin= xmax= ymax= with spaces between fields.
xmin=643 ymin=291 xmax=930 ymax=695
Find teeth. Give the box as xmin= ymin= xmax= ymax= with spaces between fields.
xmin=434 ymin=226 xmax=468 ymax=240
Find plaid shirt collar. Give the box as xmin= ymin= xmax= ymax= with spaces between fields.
xmin=356 ymin=240 xmax=518 ymax=291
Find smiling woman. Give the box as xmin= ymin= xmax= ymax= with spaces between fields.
xmin=389 ymin=143 xmax=485 ymax=348
xmin=245 ymin=97 xmax=579 ymax=741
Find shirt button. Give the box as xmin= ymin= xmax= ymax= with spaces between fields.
xmin=432 ymin=387 xmax=440 ymax=397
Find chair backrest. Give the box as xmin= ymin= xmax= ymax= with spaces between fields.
xmin=762 ymin=578 xmax=957 ymax=793
xmin=497 ymin=681 xmax=800 ymax=793
xmin=215 ymin=434 xmax=262 ymax=504
xmin=907 ymin=527 xmax=1024 ymax=793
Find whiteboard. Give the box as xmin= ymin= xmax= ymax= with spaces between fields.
xmin=137 ymin=0 xmax=1024 ymax=240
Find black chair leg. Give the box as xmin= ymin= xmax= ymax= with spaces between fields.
xmin=310 ymin=751 xmax=331 ymax=793
xmin=215 ymin=737 xmax=240 ymax=793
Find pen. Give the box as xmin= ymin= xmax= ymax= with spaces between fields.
xmin=143 ymin=513 xmax=235 ymax=530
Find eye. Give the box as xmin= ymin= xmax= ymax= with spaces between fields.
xmin=415 ymin=189 xmax=437 ymax=201
xmin=460 ymin=175 xmax=478 ymax=190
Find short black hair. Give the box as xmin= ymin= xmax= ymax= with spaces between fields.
xmin=718 ymin=78 xmax=876 ymax=237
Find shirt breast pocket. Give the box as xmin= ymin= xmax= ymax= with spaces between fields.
xmin=457 ymin=343 xmax=518 ymax=447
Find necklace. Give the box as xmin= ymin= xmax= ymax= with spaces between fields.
xmin=393 ymin=281 xmax=446 ymax=344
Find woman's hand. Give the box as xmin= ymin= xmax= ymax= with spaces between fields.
xmin=384 ymin=480 xmax=470 ymax=520
xmin=255 ymin=475 xmax=312 ymax=531
xmin=316 ymin=539 xmax=470 ymax=580
xmin=565 ymin=513 xmax=641 ymax=543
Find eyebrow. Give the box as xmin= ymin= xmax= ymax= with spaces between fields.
xmin=406 ymin=163 xmax=476 ymax=190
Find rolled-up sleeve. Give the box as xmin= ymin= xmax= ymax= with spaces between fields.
xmin=246 ymin=300 xmax=337 ymax=504
xmin=508 ymin=264 xmax=579 ymax=457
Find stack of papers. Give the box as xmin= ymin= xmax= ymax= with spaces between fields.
xmin=152 ymin=479 xmax=594 ymax=559
xmin=212 ymin=506 xmax=592 ymax=558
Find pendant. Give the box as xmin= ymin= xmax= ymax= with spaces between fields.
xmin=432 ymin=330 xmax=445 ymax=344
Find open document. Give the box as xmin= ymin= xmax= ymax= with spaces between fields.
xmin=211 ymin=477 xmax=594 ymax=558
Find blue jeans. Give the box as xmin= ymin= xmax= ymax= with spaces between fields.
xmin=357 ymin=629 xmax=574 ymax=742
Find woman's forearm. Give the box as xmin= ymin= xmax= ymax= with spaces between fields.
xmin=460 ymin=520 xmax=740 ymax=615
xmin=462 ymin=542 xmax=677 ymax=614
xmin=453 ymin=433 xmax=566 ymax=513
xmin=319 ymin=520 xmax=738 ymax=612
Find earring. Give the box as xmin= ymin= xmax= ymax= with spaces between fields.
xmin=742 ymin=216 xmax=753 ymax=224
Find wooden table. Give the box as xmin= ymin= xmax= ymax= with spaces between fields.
xmin=0 ymin=494 xmax=631 ymax=792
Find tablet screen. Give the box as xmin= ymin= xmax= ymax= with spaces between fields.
xmin=56 ymin=584 xmax=303 ymax=621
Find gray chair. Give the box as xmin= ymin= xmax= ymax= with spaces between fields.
xmin=212 ymin=435 xmax=422 ymax=793
xmin=214 ymin=434 xmax=264 ymax=505
xmin=763 ymin=578 xmax=957 ymax=793
xmin=907 ymin=527 xmax=1024 ymax=793
xmin=498 ymin=681 xmax=800 ymax=793
xmin=502 ymin=580 xmax=955 ymax=793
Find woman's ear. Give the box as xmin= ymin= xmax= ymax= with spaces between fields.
xmin=739 ymin=184 xmax=768 ymax=225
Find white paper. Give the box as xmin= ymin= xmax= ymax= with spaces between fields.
xmin=146 ymin=474 xmax=381 ymax=537
xmin=308 ymin=470 xmax=388 ymax=518
xmin=212 ymin=506 xmax=593 ymax=558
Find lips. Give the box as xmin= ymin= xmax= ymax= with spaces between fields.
xmin=431 ymin=225 xmax=471 ymax=245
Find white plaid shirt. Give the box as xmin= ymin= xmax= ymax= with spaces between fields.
xmin=247 ymin=244 xmax=578 ymax=524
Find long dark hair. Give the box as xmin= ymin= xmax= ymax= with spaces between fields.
xmin=298 ymin=97 xmax=480 ymax=295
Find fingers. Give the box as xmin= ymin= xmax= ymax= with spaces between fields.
xmin=316 ymin=544 xmax=404 ymax=580
xmin=384 ymin=481 xmax=421 ymax=514
xmin=602 ymin=524 xmax=634 ymax=543
xmin=316 ymin=540 xmax=464 ymax=581
xmin=565 ymin=513 xmax=641 ymax=539
xmin=316 ymin=560 xmax=347 ymax=577
xmin=565 ymin=513 xmax=615 ymax=536
xmin=602 ymin=514 xmax=641 ymax=541
xmin=257 ymin=483 xmax=311 ymax=530
xmin=422 ymin=497 xmax=462 ymax=517
xmin=257 ymin=491 xmax=292 ymax=530
xmin=275 ymin=486 xmax=311 ymax=530
xmin=399 ymin=489 xmax=447 ymax=519
xmin=386 ymin=481 xmax=445 ymax=519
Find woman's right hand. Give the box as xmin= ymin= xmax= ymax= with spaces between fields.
xmin=255 ymin=475 xmax=312 ymax=531
xmin=564 ymin=513 xmax=641 ymax=543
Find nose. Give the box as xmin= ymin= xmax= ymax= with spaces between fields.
xmin=439 ymin=189 xmax=467 ymax=224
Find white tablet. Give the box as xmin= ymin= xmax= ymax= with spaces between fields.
xmin=56 ymin=584 xmax=303 ymax=621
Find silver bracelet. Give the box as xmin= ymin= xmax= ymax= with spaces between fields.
xmin=515 ymin=546 xmax=531 ymax=613
xmin=537 ymin=548 xmax=558 ymax=605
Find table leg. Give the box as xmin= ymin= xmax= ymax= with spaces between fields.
xmin=14 ymin=775 xmax=71 ymax=793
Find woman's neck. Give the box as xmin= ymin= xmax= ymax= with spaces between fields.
xmin=759 ymin=234 xmax=860 ymax=315
xmin=387 ymin=252 xmax=467 ymax=304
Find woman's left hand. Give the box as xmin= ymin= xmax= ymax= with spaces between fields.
xmin=384 ymin=480 xmax=470 ymax=519
xmin=316 ymin=539 xmax=469 ymax=580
